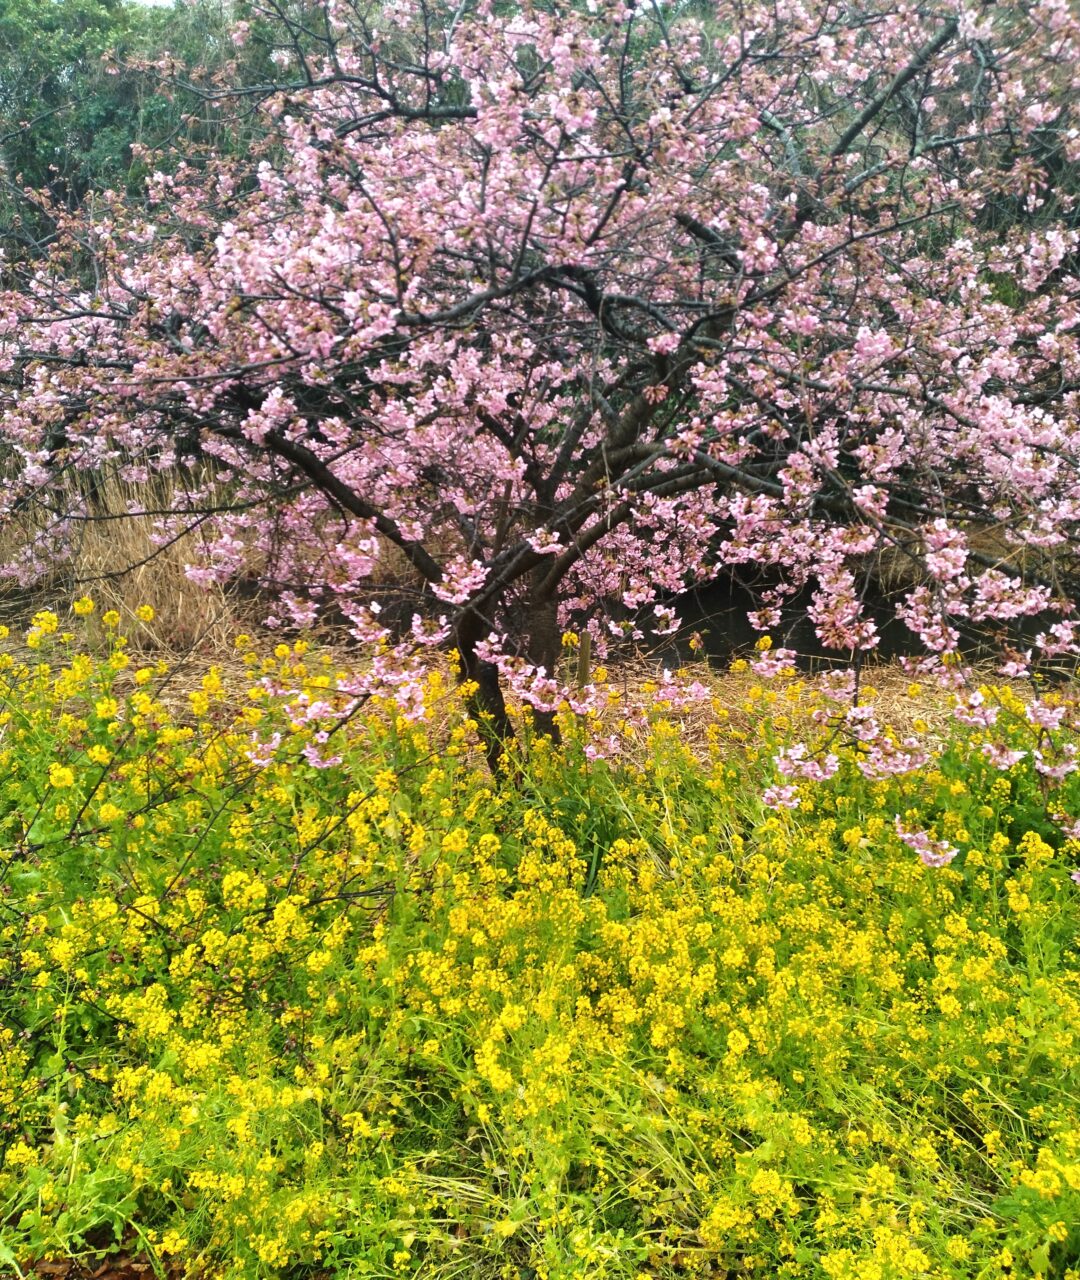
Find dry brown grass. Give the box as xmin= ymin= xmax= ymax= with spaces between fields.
xmin=0 ymin=472 xmax=258 ymax=655
xmin=597 ymin=648 xmax=1018 ymax=764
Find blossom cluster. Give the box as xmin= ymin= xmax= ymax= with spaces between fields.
xmin=5 ymin=0 xmax=1080 ymax=713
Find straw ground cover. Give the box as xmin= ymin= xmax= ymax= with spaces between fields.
xmin=0 ymin=475 xmax=251 ymax=652
xmin=1 ymin=608 xmax=1080 ymax=1279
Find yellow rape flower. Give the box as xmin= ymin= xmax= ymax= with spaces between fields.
xmin=4 ymin=1140 xmax=37 ymax=1168
xmin=49 ymin=763 xmax=75 ymax=789
xmin=31 ymin=610 xmax=59 ymax=633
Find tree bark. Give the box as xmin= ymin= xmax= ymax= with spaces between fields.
xmin=525 ymin=572 xmax=563 ymax=744
xmin=453 ymin=605 xmax=515 ymax=777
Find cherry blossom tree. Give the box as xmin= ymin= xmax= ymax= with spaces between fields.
xmin=4 ymin=0 xmax=1080 ymax=765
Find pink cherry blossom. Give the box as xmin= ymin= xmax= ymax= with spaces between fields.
xmin=2 ymin=0 xmax=1080 ymax=762
xmin=895 ymin=818 xmax=959 ymax=869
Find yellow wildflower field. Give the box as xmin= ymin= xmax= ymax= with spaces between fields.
xmin=1 ymin=611 xmax=1080 ymax=1279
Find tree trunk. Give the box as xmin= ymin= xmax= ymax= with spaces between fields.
xmin=453 ymin=605 xmax=515 ymax=777
xmin=525 ymin=573 xmax=563 ymax=744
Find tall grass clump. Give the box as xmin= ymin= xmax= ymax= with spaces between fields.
xmin=0 ymin=473 xmax=250 ymax=651
xmin=1 ymin=606 xmax=1080 ymax=1279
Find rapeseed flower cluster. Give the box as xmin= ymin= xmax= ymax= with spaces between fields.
xmin=0 ymin=609 xmax=1079 ymax=1278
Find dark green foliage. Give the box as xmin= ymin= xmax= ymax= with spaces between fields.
xmin=0 ymin=0 xmax=273 ymax=254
